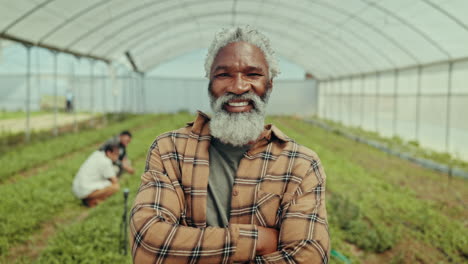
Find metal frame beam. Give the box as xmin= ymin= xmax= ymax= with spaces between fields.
xmin=125 ymin=51 xmax=141 ymax=74
xmin=0 ymin=33 xmax=110 ymax=64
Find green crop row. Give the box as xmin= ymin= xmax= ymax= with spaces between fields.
xmin=0 ymin=113 xmax=191 ymax=259
xmin=29 ymin=114 xmax=192 ymax=264
xmin=272 ymin=117 xmax=467 ymax=263
xmin=0 ymin=114 xmax=159 ymax=183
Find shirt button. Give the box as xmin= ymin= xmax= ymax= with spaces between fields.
xmin=232 ymin=189 xmax=239 ymax=196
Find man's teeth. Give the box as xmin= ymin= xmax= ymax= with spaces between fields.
xmin=228 ymin=101 xmax=249 ymax=107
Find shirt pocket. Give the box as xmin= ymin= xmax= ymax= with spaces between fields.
xmin=253 ymin=190 xmax=283 ymax=228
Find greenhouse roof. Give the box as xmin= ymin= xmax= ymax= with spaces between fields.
xmin=1 ymin=0 xmax=468 ymax=79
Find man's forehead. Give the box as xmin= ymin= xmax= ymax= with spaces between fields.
xmin=212 ymin=65 xmax=266 ymax=73
xmin=216 ymin=41 xmax=263 ymax=57
xmin=211 ymin=42 xmax=268 ymax=69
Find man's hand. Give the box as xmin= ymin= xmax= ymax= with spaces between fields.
xmin=122 ymin=159 xmax=135 ymax=174
xmin=109 ymin=176 xmax=119 ymax=184
xmin=256 ymin=226 xmax=279 ymax=255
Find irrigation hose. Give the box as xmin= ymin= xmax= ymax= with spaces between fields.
xmin=331 ymin=249 xmax=351 ymax=263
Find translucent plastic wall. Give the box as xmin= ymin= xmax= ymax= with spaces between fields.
xmin=318 ymin=60 xmax=468 ymax=160
xmin=1 ymin=42 xmax=317 ymax=117
xmin=0 ymin=43 xmax=119 ymax=113
xmin=0 ymin=73 xmax=145 ymax=114
xmin=0 ymin=72 xmax=318 ymax=116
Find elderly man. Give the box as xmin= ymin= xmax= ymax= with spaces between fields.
xmin=130 ymin=26 xmax=329 ymax=263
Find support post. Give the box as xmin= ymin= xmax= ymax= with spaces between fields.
xmin=347 ymin=79 xmax=351 ymax=125
xmin=121 ymin=74 xmax=127 ymax=113
xmin=393 ymin=69 xmax=399 ymax=136
xmin=36 ymin=48 xmax=41 ymax=108
xmin=53 ymin=51 xmax=58 ymax=137
xmin=75 ymin=57 xmax=81 ymax=112
xmin=25 ymin=45 xmax=32 ymax=142
xmin=445 ymin=62 xmax=454 ymax=155
xmin=360 ymin=75 xmax=364 ymax=128
xmin=90 ymin=60 xmax=95 ymax=114
xmin=323 ymin=82 xmax=327 ymax=119
xmin=349 ymin=77 xmax=353 ymax=126
xmin=71 ymin=59 xmax=78 ymax=132
xmin=141 ymin=73 xmax=146 ymax=114
xmin=415 ymin=66 xmax=422 ymax=142
xmin=316 ymin=80 xmax=321 ymax=118
xmin=338 ymin=79 xmax=344 ymax=125
xmin=332 ymin=79 xmax=340 ymax=122
xmin=133 ymin=74 xmax=137 ymax=113
xmin=102 ymin=64 xmax=107 ymax=124
xmin=102 ymin=66 xmax=107 ymax=113
xmin=112 ymin=65 xmax=117 ymax=114
xmin=128 ymin=74 xmax=132 ymax=113
xmin=375 ymin=72 xmax=380 ymax=133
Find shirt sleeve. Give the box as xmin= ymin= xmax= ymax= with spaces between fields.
xmin=255 ymin=158 xmax=330 ymax=264
xmin=130 ymin=143 xmax=258 ymax=263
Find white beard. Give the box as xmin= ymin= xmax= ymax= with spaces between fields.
xmin=209 ymin=90 xmax=271 ymax=146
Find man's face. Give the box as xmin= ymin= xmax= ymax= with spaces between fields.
xmin=208 ymin=41 xmax=273 ymax=146
xmin=120 ymin=135 xmax=131 ymax=147
xmin=209 ymin=41 xmax=272 ymax=113
xmin=106 ymin=149 xmax=119 ymax=162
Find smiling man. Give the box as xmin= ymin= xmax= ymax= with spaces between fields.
xmin=130 ymin=26 xmax=330 ymax=263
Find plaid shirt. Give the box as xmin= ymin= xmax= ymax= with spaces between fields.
xmin=130 ymin=112 xmax=329 ymax=263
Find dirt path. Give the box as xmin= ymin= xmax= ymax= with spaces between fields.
xmin=0 ymin=113 xmax=94 ymax=133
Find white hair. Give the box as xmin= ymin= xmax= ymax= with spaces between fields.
xmin=204 ymin=25 xmax=280 ymax=80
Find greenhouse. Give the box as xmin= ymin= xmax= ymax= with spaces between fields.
xmin=0 ymin=1 xmax=467 ymax=263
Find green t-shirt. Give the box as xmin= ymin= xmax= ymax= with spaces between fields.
xmin=206 ymin=138 xmax=250 ymax=227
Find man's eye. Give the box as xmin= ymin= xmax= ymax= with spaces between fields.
xmin=215 ymin=73 xmax=230 ymax=77
xmin=247 ymin=73 xmax=262 ymax=77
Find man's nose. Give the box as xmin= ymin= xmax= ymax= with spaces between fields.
xmin=228 ymin=74 xmax=250 ymax=94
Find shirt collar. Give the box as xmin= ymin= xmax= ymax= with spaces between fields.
xmin=262 ymin=124 xmax=289 ymax=143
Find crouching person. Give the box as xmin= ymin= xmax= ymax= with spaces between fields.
xmin=72 ymin=143 xmax=121 ymax=207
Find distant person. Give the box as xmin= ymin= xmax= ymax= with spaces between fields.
xmin=100 ymin=130 xmax=135 ymax=177
xmin=72 ymin=143 xmax=120 ymax=207
xmin=66 ymin=89 xmax=74 ymax=112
